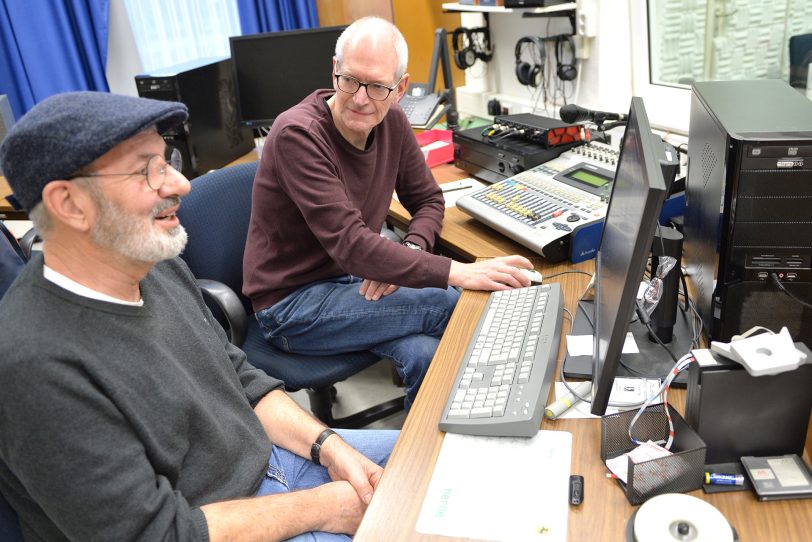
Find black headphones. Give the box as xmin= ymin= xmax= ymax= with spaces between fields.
xmin=554 ymin=34 xmax=577 ymax=81
xmin=452 ymin=27 xmax=493 ymax=70
xmin=514 ymin=36 xmax=545 ymax=88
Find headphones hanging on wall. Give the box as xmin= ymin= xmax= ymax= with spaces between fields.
xmin=514 ymin=36 xmax=546 ymax=88
xmin=554 ymin=34 xmax=578 ymax=82
xmin=452 ymin=27 xmax=494 ymax=70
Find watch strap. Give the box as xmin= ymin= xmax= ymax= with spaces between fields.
xmin=310 ymin=428 xmax=337 ymax=466
xmin=402 ymin=240 xmax=422 ymax=250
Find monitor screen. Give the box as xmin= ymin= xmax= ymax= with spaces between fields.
xmin=230 ymin=25 xmax=346 ymax=127
xmin=590 ymin=96 xmax=669 ymax=416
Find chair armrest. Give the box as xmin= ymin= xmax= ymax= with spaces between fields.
xmin=18 ymin=228 xmax=40 ymax=260
xmin=196 ymin=279 xmax=248 ymax=347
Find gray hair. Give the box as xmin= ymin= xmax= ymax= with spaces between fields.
xmin=28 ymin=175 xmax=95 ymax=239
xmin=335 ymin=17 xmax=408 ymax=81
xmin=28 ymin=202 xmax=53 ymax=238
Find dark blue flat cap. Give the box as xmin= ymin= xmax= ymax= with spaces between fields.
xmin=0 ymin=91 xmax=188 ymax=211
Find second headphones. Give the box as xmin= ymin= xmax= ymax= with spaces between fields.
xmin=514 ymin=36 xmax=546 ymax=88
xmin=554 ymin=34 xmax=578 ymax=81
xmin=452 ymin=27 xmax=494 ymax=70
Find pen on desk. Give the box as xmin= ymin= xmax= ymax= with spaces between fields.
xmin=705 ymin=472 xmax=744 ymax=486
xmin=441 ymin=183 xmax=474 ymax=194
xmin=606 ymin=473 xmax=619 ymax=479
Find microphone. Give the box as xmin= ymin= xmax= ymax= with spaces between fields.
xmin=560 ymin=104 xmax=627 ymax=124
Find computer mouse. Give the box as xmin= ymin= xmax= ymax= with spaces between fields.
xmin=518 ymin=268 xmax=543 ymax=284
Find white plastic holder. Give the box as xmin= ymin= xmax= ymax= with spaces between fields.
xmin=710 ymin=327 xmax=807 ymax=377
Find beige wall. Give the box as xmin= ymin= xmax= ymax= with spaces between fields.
xmin=315 ymin=0 xmax=463 ymax=91
xmin=316 ymin=0 xmax=394 ymax=26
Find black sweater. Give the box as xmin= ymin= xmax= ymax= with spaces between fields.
xmin=0 ymin=255 xmax=283 ymax=541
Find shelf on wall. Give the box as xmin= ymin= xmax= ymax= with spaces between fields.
xmin=441 ymin=2 xmax=576 ymax=15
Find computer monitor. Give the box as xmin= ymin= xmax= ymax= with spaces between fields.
xmin=229 ymin=25 xmax=346 ymax=128
xmin=589 ymin=96 xmax=669 ymax=416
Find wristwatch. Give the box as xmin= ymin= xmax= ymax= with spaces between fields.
xmin=402 ymin=240 xmax=422 ymax=251
xmin=310 ymin=428 xmax=337 ymax=466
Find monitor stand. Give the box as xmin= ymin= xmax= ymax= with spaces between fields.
xmin=563 ymin=299 xmax=696 ymax=386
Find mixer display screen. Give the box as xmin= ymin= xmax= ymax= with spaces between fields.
xmin=564 ymin=167 xmax=612 ymax=188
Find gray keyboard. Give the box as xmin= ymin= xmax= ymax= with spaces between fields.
xmin=439 ymin=283 xmax=563 ymax=437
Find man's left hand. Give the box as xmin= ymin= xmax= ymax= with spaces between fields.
xmin=320 ymin=435 xmax=384 ymax=505
xmin=359 ymin=279 xmax=399 ymax=301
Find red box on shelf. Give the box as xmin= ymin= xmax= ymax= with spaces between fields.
xmin=415 ymin=129 xmax=454 ymax=168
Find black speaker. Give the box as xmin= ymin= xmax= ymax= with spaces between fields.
xmin=649 ymin=227 xmax=683 ymax=344
xmin=514 ymin=36 xmax=545 ymax=88
xmin=135 ymin=57 xmax=254 ymax=179
xmin=554 ymin=34 xmax=577 ymax=81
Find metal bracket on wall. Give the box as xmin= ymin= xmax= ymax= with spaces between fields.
xmin=522 ymin=8 xmax=575 ymax=35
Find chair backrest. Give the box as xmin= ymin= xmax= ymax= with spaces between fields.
xmin=0 ymin=491 xmax=23 ymax=542
xmin=0 ymin=221 xmax=27 ymax=300
xmin=0 ymin=226 xmax=25 ymax=542
xmin=177 ymin=161 xmax=258 ymax=315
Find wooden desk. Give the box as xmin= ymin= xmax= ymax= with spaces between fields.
xmin=362 ymin=164 xmax=812 ymax=541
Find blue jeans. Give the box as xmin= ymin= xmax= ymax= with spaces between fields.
xmin=255 ymin=276 xmax=460 ymax=408
xmin=255 ymin=429 xmax=399 ymax=541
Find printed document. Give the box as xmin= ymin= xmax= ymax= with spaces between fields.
xmin=417 ymin=430 xmax=572 ymax=541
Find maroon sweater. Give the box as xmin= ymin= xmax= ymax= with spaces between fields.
xmin=243 ymin=90 xmax=452 ymax=312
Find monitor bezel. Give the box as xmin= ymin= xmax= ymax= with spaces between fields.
xmin=590 ymin=96 xmax=669 ymax=416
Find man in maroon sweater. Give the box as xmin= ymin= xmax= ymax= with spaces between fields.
xmin=244 ymin=17 xmax=535 ymax=409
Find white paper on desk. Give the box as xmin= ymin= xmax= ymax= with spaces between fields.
xmin=391 ymin=179 xmax=485 ymax=209
xmin=565 ymin=332 xmax=640 ymax=357
xmin=416 ymin=430 xmax=572 ymax=542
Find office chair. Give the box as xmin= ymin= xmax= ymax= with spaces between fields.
xmin=176 ymin=162 xmax=405 ymax=427
xmin=0 ymin=492 xmax=22 ymax=542
xmin=0 ymin=221 xmax=27 ymax=299
xmin=0 ymin=223 xmax=26 ymax=540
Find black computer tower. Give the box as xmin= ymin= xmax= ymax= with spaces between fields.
xmin=684 ymin=80 xmax=812 ymax=344
xmin=135 ymin=57 xmax=254 ymax=179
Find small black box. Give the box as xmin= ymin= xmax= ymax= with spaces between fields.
xmin=504 ymin=0 xmax=552 ymax=7
xmin=685 ymin=346 xmax=812 ymax=465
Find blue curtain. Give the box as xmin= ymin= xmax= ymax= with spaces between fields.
xmin=236 ymin=0 xmax=318 ymax=35
xmin=0 ymin=0 xmax=110 ymax=120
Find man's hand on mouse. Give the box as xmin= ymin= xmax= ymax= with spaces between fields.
xmin=448 ymin=255 xmax=537 ymax=291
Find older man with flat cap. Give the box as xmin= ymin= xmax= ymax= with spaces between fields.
xmin=0 ymin=91 xmax=397 ymax=542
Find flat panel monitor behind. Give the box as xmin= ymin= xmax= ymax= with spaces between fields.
xmin=590 ymin=97 xmax=669 ymax=415
xmin=230 ymin=26 xmax=346 ymax=128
